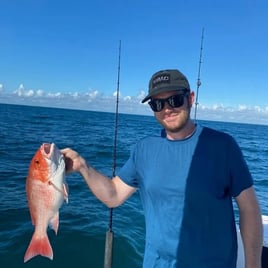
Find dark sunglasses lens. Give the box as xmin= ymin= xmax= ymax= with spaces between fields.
xmin=149 ymin=94 xmax=187 ymax=112
xmin=149 ymin=99 xmax=164 ymax=112
xmin=168 ymin=94 xmax=184 ymax=108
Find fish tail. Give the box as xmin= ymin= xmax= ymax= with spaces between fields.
xmin=24 ymin=232 xmax=53 ymax=263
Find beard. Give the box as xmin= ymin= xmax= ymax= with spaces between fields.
xmin=161 ymin=111 xmax=191 ymax=133
xmin=157 ymin=100 xmax=192 ymax=132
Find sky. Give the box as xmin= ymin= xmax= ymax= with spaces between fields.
xmin=0 ymin=0 xmax=268 ymax=125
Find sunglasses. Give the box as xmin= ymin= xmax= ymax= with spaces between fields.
xmin=148 ymin=93 xmax=189 ymax=112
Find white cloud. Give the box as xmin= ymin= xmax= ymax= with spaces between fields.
xmin=12 ymin=85 xmax=45 ymax=98
xmin=36 ymin=89 xmax=44 ymax=97
xmin=193 ymin=102 xmax=268 ymax=125
xmin=238 ymin=104 xmax=248 ymax=111
xmin=0 ymin=84 xmax=3 ymax=93
xmin=86 ymin=90 xmax=99 ymax=99
xmin=1 ymin=84 xmax=268 ymax=125
xmin=137 ymin=90 xmax=146 ymax=100
xmin=14 ymin=84 xmax=25 ymax=96
xmin=253 ymin=105 xmax=262 ymax=112
xmin=124 ymin=96 xmax=131 ymax=101
xmin=47 ymin=92 xmax=62 ymax=98
xmin=113 ymin=90 xmax=120 ymax=98
xmin=24 ymin=89 xmax=34 ymax=97
xmin=212 ymin=103 xmax=224 ymax=110
xmin=70 ymin=92 xmax=79 ymax=98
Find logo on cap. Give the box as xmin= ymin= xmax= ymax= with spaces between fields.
xmin=152 ymin=74 xmax=170 ymax=89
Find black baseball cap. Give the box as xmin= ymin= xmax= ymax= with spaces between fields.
xmin=141 ymin=69 xmax=190 ymax=103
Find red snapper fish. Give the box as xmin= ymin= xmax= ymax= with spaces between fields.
xmin=24 ymin=143 xmax=68 ymax=263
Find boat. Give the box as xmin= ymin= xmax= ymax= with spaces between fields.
xmin=262 ymin=215 xmax=268 ymax=267
xmin=237 ymin=215 xmax=268 ymax=267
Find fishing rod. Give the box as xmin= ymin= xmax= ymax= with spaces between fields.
xmin=194 ymin=27 xmax=205 ymax=122
xmin=104 ymin=40 xmax=121 ymax=268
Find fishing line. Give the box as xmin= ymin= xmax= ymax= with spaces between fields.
xmin=104 ymin=40 xmax=122 ymax=268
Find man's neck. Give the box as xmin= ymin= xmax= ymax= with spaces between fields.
xmin=166 ymin=121 xmax=196 ymax=140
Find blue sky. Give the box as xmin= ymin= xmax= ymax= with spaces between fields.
xmin=0 ymin=0 xmax=268 ymax=124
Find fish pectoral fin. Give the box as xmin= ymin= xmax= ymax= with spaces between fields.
xmin=49 ymin=212 xmax=59 ymax=235
xmin=63 ymin=183 xmax=69 ymax=203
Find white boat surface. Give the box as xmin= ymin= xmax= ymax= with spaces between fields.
xmin=237 ymin=215 xmax=268 ymax=268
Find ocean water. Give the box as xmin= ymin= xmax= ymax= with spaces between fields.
xmin=0 ymin=103 xmax=267 ymax=268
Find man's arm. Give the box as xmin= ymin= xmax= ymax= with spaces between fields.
xmin=235 ymin=186 xmax=263 ymax=268
xmin=61 ymin=148 xmax=136 ymax=208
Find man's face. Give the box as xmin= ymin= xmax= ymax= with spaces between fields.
xmin=152 ymin=90 xmax=195 ymax=134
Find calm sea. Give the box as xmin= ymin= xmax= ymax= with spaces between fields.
xmin=0 ymin=103 xmax=267 ymax=268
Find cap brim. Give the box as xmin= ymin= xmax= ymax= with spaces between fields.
xmin=141 ymin=87 xmax=189 ymax=103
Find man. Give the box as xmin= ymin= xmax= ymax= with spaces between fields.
xmin=62 ymin=69 xmax=263 ymax=267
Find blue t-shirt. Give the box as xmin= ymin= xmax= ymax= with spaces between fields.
xmin=117 ymin=126 xmax=253 ymax=268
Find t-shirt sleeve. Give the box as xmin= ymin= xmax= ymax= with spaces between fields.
xmin=117 ymin=145 xmax=139 ymax=188
xmin=228 ymin=135 xmax=253 ymax=197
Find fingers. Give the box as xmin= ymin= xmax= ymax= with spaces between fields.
xmin=60 ymin=148 xmax=72 ymax=156
xmin=61 ymin=148 xmax=77 ymax=160
xmin=60 ymin=148 xmax=76 ymax=174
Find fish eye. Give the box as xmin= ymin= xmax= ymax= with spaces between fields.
xmin=35 ymin=160 xmax=40 ymax=165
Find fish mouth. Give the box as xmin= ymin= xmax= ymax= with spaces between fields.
xmin=41 ymin=143 xmax=64 ymax=172
xmin=42 ymin=143 xmax=55 ymax=158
